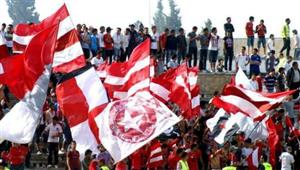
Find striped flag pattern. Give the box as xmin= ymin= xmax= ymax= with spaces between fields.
xmin=147 ymin=140 xmax=164 ymax=169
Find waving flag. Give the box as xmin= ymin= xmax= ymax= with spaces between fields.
xmin=13 ymin=4 xmax=86 ymax=73
xmin=0 ymin=35 xmax=8 ymax=58
xmin=147 ymin=140 xmax=164 ymax=169
xmin=56 ymin=65 xmax=109 ymax=158
xmin=0 ymin=24 xmax=59 ymax=143
xmin=94 ymin=91 xmax=180 ymax=163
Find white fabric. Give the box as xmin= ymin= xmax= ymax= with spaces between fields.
xmin=113 ymin=33 xmax=123 ymax=49
xmin=266 ymin=39 xmax=275 ymax=53
xmin=242 ymin=147 xmax=253 ymax=166
xmin=45 ymin=123 xmax=63 ymax=143
xmin=91 ymin=57 xmax=104 ymax=67
xmin=53 ymin=42 xmax=83 ymax=67
xmin=150 ymin=82 xmax=170 ymax=101
xmin=167 ymin=59 xmax=179 ymax=69
xmin=95 ymin=92 xmax=180 ymax=163
xmin=280 ymin=152 xmax=295 ymax=170
xmin=236 ymin=53 xmax=249 ymax=71
xmin=0 ymin=65 xmax=51 ymax=143
xmin=294 ymin=34 xmax=300 ymax=48
xmin=235 ymin=68 xmax=252 ymax=90
xmin=0 ymin=63 xmax=3 ymax=75
xmin=98 ymin=32 xmax=105 ymax=48
xmin=151 ymin=32 xmax=159 ymax=49
xmin=0 ymin=35 xmax=6 ymax=46
xmin=206 ymin=109 xmax=227 ymax=131
xmin=249 ymin=80 xmax=259 ymax=91
xmin=208 ymin=33 xmax=219 ymax=51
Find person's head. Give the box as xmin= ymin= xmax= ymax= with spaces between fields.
xmin=244 ymin=138 xmax=252 ymax=147
xmin=192 ymin=26 xmax=198 ymax=32
xmin=98 ymin=159 xmax=105 ymax=166
xmin=260 ymin=154 xmax=268 ymax=163
xmin=125 ymin=28 xmax=130 ymax=35
xmin=100 ymin=26 xmax=105 ymax=33
xmin=117 ymin=27 xmax=121 ymax=34
xmin=106 ymin=27 xmax=112 ymax=34
xmin=293 ymin=29 xmax=298 ymax=35
xmin=178 ymin=28 xmax=184 ymax=35
xmin=203 ymin=28 xmax=209 ymax=35
xmin=253 ymin=48 xmax=258 ymax=54
xmin=70 ymin=140 xmax=77 ymax=150
xmin=7 ymin=24 xmax=13 ymax=32
xmin=279 ymin=52 xmax=284 ymax=59
xmin=269 ymin=34 xmax=274 ymax=40
xmin=241 ymin=46 xmax=246 ymax=53
xmin=279 ymin=67 xmax=285 ymax=74
xmin=171 ymin=54 xmax=177 ymax=60
xmin=129 ymin=24 xmax=135 ymax=31
xmin=1 ymin=23 xmax=6 ymax=31
xmin=176 ymin=148 xmax=184 ymax=157
xmin=226 ymin=17 xmax=231 ymax=23
xmin=287 ymin=55 xmax=293 ymax=62
xmin=164 ymin=28 xmax=170 ymax=34
xmin=270 ymin=50 xmax=275 ymax=56
xmin=269 ymin=69 xmax=275 ymax=76
xmin=92 ymin=28 xmax=98 ymax=35
xmin=180 ymin=151 xmax=188 ymax=160
xmin=286 ymin=18 xmax=291 ymax=25
xmin=260 ymin=19 xmax=264 ymax=24
xmin=97 ymin=144 xmax=106 ymax=152
xmin=52 ymin=116 xmax=59 ymax=125
xmin=151 ymin=25 xmax=157 ymax=33
xmin=170 ymin=29 xmax=175 ymax=36
xmin=218 ymin=58 xmax=224 ymax=65
xmin=84 ymin=149 xmax=93 ymax=159
xmin=292 ymin=61 xmax=298 ymax=69
xmin=76 ymin=24 xmax=82 ymax=32
xmin=144 ymin=27 xmax=149 ymax=34
xmin=191 ymin=144 xmax=198 ymax=151
xmin=211 ymin=27 xmax=217 ymax=34
xmin=251 ymin=73 xmax=257 ymax=80
xmin=185 ymin=53 xmax=191 ymax=60
xmin=286 ymin=146 xmax=292 ymax=153
xmin=249 ymin=16 xmax=254 ymax=22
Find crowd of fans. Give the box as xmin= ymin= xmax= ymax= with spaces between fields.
xmin=1 ymin=15 xmax=300 ymax=170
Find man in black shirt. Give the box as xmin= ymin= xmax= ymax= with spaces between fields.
xmin=224 ymin=17 xmax=235 ymax=36
xmin=176 ymin=28 xmax=187 ymax=64
xmin=166 ymin=30 xmax=177 ymax=64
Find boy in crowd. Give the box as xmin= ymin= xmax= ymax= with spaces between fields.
xmin=249 ymin=48 xmax=261 ymax=77
xmin=235 ymin=46 xmax=249 ymax=74
xmin=264 ymin=69 xmax=277 ymax=93
xmin=246 ymin=16 xmax=255 ymax=55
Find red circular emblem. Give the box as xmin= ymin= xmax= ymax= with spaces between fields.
xmin=109 ymin=96 xmax=158 ymax=143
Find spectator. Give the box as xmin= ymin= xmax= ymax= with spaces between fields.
xmin=292 ymin=29 xmax=300 ymax=59
xmin=285 ymin=56 xmax=293 ymax=73
xmin=96 ymin=144 xmax=113 ymax=169
xmin=4 ymin=24 xmax=13 ymax=55
xmin=264 ymin=69 xmax=277 ymax=93
xmin=168 ymin=148 xmax=183 ymax=170
xmin=224 ymin=17 xmax=235 ymax=35
xmin=98 ymin=26 xmax=106 ymax=58
xmin=208 ymin=27 xmax=220 ymax=73
xmin=266 ymin=50 xmax=279 ymax=73
xmin=81 ymin=27 xmax=91 ymax=59
xmin=217 ymin=58 xmax=225 ymax=72
xmin=90 ymin=28 xmax=99 ymax=57
xmin=258 ymin=155 xmax=272 ymax=170
xmin=188 ymin=26 xmax=198 ymax=67
xmin=1 ymin=143 xmax=28 ymax=170
xmin=128 ymin=24 xmax=139 ymax=57
xmin=0 ymin=23 xmax=6 ymax=37
xmin=150 ymin=26 xmax=160 ymax=56
xmin=144 ymin=27 xmax=151 ymax=39
xmin=167 ymin=54 xmax=179 ymax=69
xmin=113 ymin=28 xmax=123 ymax=61
xmin=188 ymin=144 xmax=203 ymax=170
xmin=256 ymin=19 xmax=267 ymax=56
xmin=115 ymin=159 xmax=128 ymax=170
xmin=103 ymin=27 xmax=114 ymax=64
xmin=246 ymin=16 xmax=255 ymax=55
xmin=44 ymin=116 xmax=63 ymax=168
xmin=90 ymin=53 xmax=104 ymax=67
xmin=89 ymin=157 xmax=99 ymax=170
xmin=280 ymin=18 xmax=291 ymax=57
xmin=235 ymin=46 xmax=249 ymax=74
xmin=276 ymin=53 xmax=287 ymax=72
xmin=279 ymin=146 xmax=294 ymax=170
xmin=130 ymin=148 xmax=145 ymax=170
xmin=277 ymin=67 xmax=286 ymax=92
xmin=267 ymin=34 xmax=275 ymax=55
xmin=159 ymin=28 xmax=169 ymax=62
xmin=199 ymin=28 xmax=210 ymax=71
xmin=250 ymin=74 xmax=259 ymax=91
xmin=66 ymin=141 xmax=80 ymax=170
xmin=166 ymin=29 xmax=177 ymax=64
xmin=176 ymin=28 xmax=187 ymax=64
xmin=283 ymin=93 xmax=300 ymax=126
xmin=286 ymin=62 xmax=300 ymax=98
xmin=249 ymin=48 xmax=261 ymax=76
xmin=99 ymin=159 xmax=110 ymax=170
xmin=177 ymin=151 xmax=189 ymax=170
xmin=241 ymin=139 xmax=253 ymax=169
xmin=223 ymin=32 xmax=234 ymax=71
xmin=121 ymin=28 xmax=130 ymax=62
xmin=81 ymin=149 xmax=92 ymax=170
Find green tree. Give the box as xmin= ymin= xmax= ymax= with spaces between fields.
xmin=6 ymin=0 xmax=39 ymax=25
xmin=153 ymin=0 xmax=167 ymax=33
xmin=166 ymin=0 xmax=182 ymax=31
xmin=202 ymin=18 xmax=212 ymax=32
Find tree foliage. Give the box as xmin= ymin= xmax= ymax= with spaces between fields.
xmin=6 ymin=0 xmax=39 ymax=25
xmin=166 ymin=0 xmax=182 ymax=31
xmin=153 ymin=0 xmax=167 ymax=33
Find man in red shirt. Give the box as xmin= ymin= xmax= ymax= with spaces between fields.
xmin=67 ymin=141 xmax=81 ymax=170
xmin=168 ymin=148 xmax=183 ymax=170
xmin=188 ymin=144 xmax=203 ymax=170
xmin=246 ymin=16 xmax=255 ymax=55
xmin=159 ymin=28 xmax=169 ymax=62
xmin=103 ymin=27 xmax=114 ymax=64
xmin=2 ymin=143 xmax=28 ymax=170
xmin=256 ymin=19 xmax=267 ymax=56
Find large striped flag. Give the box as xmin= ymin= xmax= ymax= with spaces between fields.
xmin=104 ymin=39 xmax=151 ymax=100
xmin=0 ymin=35 xmax=8 ymax=58
xmin=0 ymin=24 xmax=59 ymax=143
xmin=147 ymin=140 xmax=164 ymax=169
xmin=13 ymin=4 xmax=86 ymax=73
xmin=56 ymin=65 xmax=109 ymax=158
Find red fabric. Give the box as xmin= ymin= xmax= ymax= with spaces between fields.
xmin=168 ymin=151 xmax=180 ymax=170
xmin=116 ymin=160 xmax=127 ymax=170
xmin=2 ymin=145 xmax=28 ymax=165
xmin=0 ymin=24 xmax=58 ymax=99
xmin=256 ymin=24 xmax=267 ymax=37
xmin=246 ymin=22 xmax=254 ymax=36
xmin=147 ymin=141 xmax=164 ymax=168
xmin=266 ymin=118 xmax=279 ymax=168
xmin=130 ymin=149 xmax=144 ymax=170
xmin=103 ymin=34 xmax=113 ymax=50
xmin=188 ymin=150 xmax=201 ymax=170
xmin=88 ymin=160 xmax=98 ymax=170
xmin=67 ymin=150 xmax=81 ymax=169
xmin=0 ymin=45 xmax=8 ymax=58
xmin=159 ymin=33 xmax=167 ymax=49
xmin=256 ymin=76 xmax=263 ymax=92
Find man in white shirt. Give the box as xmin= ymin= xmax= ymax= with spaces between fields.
xmin=266 ymin=34 xmax=275 ymax=55
xmin=292 ymin=29 xmax=300 ymax=59
xmin=44 ymin=116 xmax=63 ymax=168
xmin=279 ymin=146 xmax=294 ymax=170
xmin=113 ymin=28 xmax=123 ymax=61
xmin=151 ymin=25 xmax=160 ymax=56
xmin=235 ymin=46 xmax=249 ymax=73
xmin=249 ymin=74 xmax=259 ymax=91
xmin=0 ymin=23 xmax=6 ymax=38
xmin=90 ymin=54 xmax=104 ymax=68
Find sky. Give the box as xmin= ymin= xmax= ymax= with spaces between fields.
xmin=0 ymin=0 xmax=299 ymax=38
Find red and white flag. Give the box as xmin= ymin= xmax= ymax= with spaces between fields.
xmin=94 ymin=91 xmax=180 ymax=163
xmin=56 ymin=65 xmax=109 ymax=158
xmin=247 ymin=148 xmax=259 ymax=170
xmin=0 ymin=35 xmax=8 ymax=58
xmin=104 ymin=39 xmax=151 ymax=100
xmin=147 ymin=140 xmax=164 ymax=169
xmin=188 ymin=67 xmax=201 ymax=116
xmin=0 ymin=24 xmax=59 ymax=143
xmin=13 ymin=4 xmax=86 ymax=73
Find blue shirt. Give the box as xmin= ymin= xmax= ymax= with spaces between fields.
xmin=250 ymin=54 xmax=261 ymax=74
xmin=90 ymin=35 xmax=99 ymax=51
